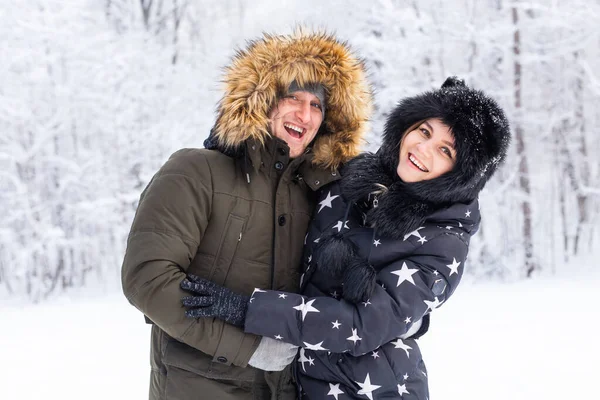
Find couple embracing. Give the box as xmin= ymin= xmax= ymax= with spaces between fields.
xmin=122 ymin=29 xmax=510 ymax=400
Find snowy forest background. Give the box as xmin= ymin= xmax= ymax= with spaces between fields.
xmin=1 ymin=0 xmax=599 ymax=302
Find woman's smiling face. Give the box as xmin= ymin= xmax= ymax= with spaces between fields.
xmin=396 ymin=118 xmax=457 ymax=182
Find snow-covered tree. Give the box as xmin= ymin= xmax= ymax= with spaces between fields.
xmin=1 ymin=0 xmax=599 ymax=301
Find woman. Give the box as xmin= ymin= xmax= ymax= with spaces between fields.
xmin=181 ymin=77 xmax=511 ymax=399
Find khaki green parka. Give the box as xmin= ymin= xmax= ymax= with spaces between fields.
xmin=121 ymin=29 xmax=372 ymax=400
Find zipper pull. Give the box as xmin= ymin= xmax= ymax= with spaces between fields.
xmin=238 ymin=232 xmax=242 ymax=241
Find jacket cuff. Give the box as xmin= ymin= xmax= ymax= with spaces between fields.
xmin=212 ymin=322 xmax=261 ymax=367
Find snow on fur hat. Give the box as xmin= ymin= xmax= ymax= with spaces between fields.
xmin=379 ymin=76 xmax=511 ymax=203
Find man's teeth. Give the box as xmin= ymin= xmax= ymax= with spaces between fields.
xmin=409 ymin=154 xmax=428 ymax=172
xmin=284 ymin=123 xmax=304 ymax=135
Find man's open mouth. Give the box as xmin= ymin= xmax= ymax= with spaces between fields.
xmin=409 ymin=153 xmax=429 ymax=172
xmin=284 ymin=123 xmax=306 ymax=139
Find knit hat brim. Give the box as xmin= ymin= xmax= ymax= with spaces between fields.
xmin=287 ymin=80 xmax=326 ymax=118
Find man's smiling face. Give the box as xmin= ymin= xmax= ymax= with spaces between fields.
xmin=268 ymin=91 xmax=324 ymax=158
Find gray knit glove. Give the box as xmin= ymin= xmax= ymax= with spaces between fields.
xmin=180 ymin=275 xmax=250 ymax=327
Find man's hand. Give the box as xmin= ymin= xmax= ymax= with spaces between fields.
xmin=180 ymin=275 xmax=250 ymax=327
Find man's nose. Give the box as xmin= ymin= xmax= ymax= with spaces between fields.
xmin=295 ymin=101 xmax=312 ymax=122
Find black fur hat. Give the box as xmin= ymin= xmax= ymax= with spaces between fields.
xmin=378 ymin=76 xmax=511 ymax=203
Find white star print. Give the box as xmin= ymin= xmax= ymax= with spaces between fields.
xmin=392 ymin=338 xmax=412 ymax=357
xmin=274 ymin=335 xmax=283 ymax=340
xmin=362 ymin=299 xmax=372 ymax=307
xmin=303 ymin=341 xmax=328 ymax=351
xmin=391 ymin=262 xmax=419 ymax=286
xmin=331 ymin=291 xmax=339 ymax=299
xmin=308 ymin=255 xmax=312 ymax=263
xmin=465 ymin=210 xmax=471 ymax=218
xmin=314 ymin=238 xmax=320 ymax=243
xmin=347 ymin=328 xmax=362 ymax=344
xmin=445 ymin=226 xmax=453 ymax=230
xmin=424 ymin=296 xmax=443 ymax=312
xmin=333 ymin=220 xmax=350 ymax=232
xmin=332 ymin=320 xmax=342 ymax=329
xmin=355 ymin=373 xmax=382 ymax=400
xmin=371 ymin=351 xmax=380 ymax=359
xmin=404 ymin=316 xmax=412 ymax=324
xmin=298 ymin=348 xmax=314 ymax=372
xmin=251 ymin=288 xmax=266 ymax=296
xmin=403 ymin=373 xmax=409 ymax=380
xmin=398 ymin=383 xmax=410 ymax=396
xmin=278 ymin=293 xmax=287 ymax=299
xmin=403 ymin=227 xmax=426 ymax=242
xmin=318 ymin=191 xmax=340 ymax=213
xmin=458 ymin=221 xmax=463 ymax=227
xmin=446 ymin=258 xmax=461 ymax=276
xmin=293 ymin=298 xmax=320 ymax=321
xmin=327 ymin=383 xmax=344 ymax=400
xmin=373 ymin=239 xmax=381 ymax=247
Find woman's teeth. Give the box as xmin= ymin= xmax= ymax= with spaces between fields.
xmin=409 ymin=154 xmax=428 ymax=172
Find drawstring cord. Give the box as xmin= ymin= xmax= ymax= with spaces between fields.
xmin=243 ymin=145 xmax=251 ymax=184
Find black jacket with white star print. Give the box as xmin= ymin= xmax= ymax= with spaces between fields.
xmin=244 ymin=154 xmax=481 ymax=400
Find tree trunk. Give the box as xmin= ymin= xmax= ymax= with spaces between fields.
xmin=572 ymin=50 xmax=588 ymax=255
xmin=512 ymin=6 xmax=537 ymax=276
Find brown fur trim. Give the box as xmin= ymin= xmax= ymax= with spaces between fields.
xmin=213 ymin=28 xmax=373 ymax=170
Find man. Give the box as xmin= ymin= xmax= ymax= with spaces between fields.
xmin=121 ymin=29 xmax=372 ymax=400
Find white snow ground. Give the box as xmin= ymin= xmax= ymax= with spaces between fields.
xmin=1 ymin=273 xmax=596 ymax=400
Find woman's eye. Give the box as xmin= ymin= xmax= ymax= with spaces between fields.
xmin=441 ymin=147 xmax=453 ymax=158
xmin=311 ymin=103 xmax=322 ymax=110
xmin=420 ymin=128 xmax=430 ymax=137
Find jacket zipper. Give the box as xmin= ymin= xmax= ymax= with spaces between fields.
xmin=270 ymin=178 xmax=277 ymax=290
xmin=270 ymin=213 xmax=276 ymax=290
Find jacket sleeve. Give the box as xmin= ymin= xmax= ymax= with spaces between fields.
xmin=121 ymin=149 xmax=259 ymax=367
xmin=244 ymin=234 xmax=468 ymax=356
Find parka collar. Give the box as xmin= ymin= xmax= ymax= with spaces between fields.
xmin=246 ymin=136 xmax=340 ymax=190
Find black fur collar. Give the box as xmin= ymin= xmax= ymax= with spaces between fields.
xmin=340 ymin=153 xmax=453 ymax=240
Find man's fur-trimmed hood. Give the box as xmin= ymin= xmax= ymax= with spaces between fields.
xmin=208 ymin=29 xmax=373 ymax=170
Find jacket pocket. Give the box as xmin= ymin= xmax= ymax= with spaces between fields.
xmin=163 ymin=337 xmax=257 ymax=382
xmin=209 ymin=213 xmax=246 ymax=285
